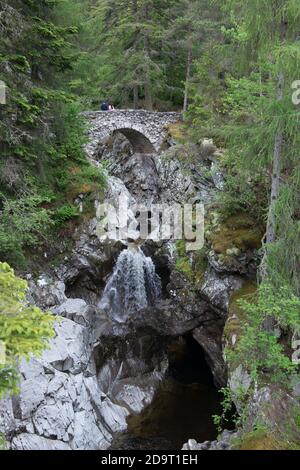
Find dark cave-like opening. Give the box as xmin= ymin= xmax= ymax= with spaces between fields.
xmin=167 ymin=334 xmax=215 ymax=386
xmin=111 ymin=334 xmax=225 ymax=450
xmin=155 ymin=265 xmax=171 ymax=298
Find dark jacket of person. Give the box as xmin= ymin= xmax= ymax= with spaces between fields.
xmin=100 ymin=101 xmax=109 ymax=111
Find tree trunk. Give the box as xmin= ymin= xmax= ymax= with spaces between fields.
xmin=133 ymin=85 xmax=139 ymax=109
xmin=183 ymin=44 xmax=192 ymax=113
xmin=265 ymin=20 xmax=287 ymax=244
xmin=260 ymin=69 xmax=284 ymax=284
xmin=266 ymin=77 xmax=284 ymax=245
xmin=144 ymin=35 xmax=153 ymax=111
xmin=144 ymin=82 xmax=153 ymax=110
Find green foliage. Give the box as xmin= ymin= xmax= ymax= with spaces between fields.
xmin=226 ymin=283 xmax=300 ymax=383
xmin=0 ymin=193 xmax=53 ymax=267
xmin=0 ymin=262 xmax=55 ymax=398
xmin=175 ymin=240 xmax=193 ymax=280
xmin=0 ymin=432 xmax=7 ymax=450
xmin=0 ymin=0 xmax=107 ymax=268
xmin=175 ymin=240 xmax=207 ymax=286
xmin=213 ymin=386 xmax=243 ymax=433
xmin=53 ymin=203 xmax=79 ymax=226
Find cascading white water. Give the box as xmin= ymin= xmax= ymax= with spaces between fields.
xmin=99 ymin=245 xmax=161 ymax=323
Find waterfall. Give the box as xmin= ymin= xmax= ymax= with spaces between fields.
xmin=99 ymin=245 xmax=161 ymax=323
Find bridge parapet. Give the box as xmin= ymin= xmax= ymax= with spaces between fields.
xmin=83 ymin=109 xmax=182 ymax=156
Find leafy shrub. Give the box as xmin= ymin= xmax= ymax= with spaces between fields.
xmin=0 ymin=193 xmax=53 ymax=267
xmin=0 ymin=262 xmax=55 ymax=398
xmin=226 ymin=284 xmax=300 ymax=384
xmin=53 ymin=203 xmax=79 ymax=225
xmin=216 ymin=152 xmax=269 ymax=223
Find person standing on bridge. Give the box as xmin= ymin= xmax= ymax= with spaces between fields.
xmin=100 ymin=100 xmax=109 ymax=111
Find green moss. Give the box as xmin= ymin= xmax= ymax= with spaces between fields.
xmin=0 ymin=432 xmax=7 ymax=450
xmin=193 ymin=249 xmax=208 ymax=287
xmin=167 ymin=122 xmax=187 ymax=143
xmin=233 ymin=422 xmax=300 ymax=450
xmin=211 ymin=214 xmax=263 ymax=256
xmin=175 ymin=256 xmax=193 ymax=281
xmin=224 ymin=280 xmax=257 ymax=346
xmin=175 ymin=241 xmax=207 ymax=284
xmin=235 ymin=430 xmax=290 ymax=450
xmin=175 ymin=240 xmax=193 ymax=279
xmin=53 ymin=203 xmax=79 ymax=226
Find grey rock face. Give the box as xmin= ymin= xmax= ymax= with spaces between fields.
xmin=0 ymin=272 xmax=169 ymax=450
xmin=11 ymin=434 xmax=71 ymax=450
xmin=41 ymin=318 xmax=90 ymax=374
xmin=29 ymin=277 xmax=67 ymax=309
xmin=200 ymin=268 xmax=243 ymax=313
xmin=155 ymin=154 xmax=196 ymax=204
xmin=53 ymin=299 xmax=92 ymax=326
xmin=182 ymin=430 xmax=235 ymax=451
xmin=208 ymin=249 xmax=260 ymax=276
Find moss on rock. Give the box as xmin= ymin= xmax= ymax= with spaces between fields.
xmin=175 ymin=241 xmax=207 ymax=286
xmin=224 ymin=280 xmax=257 ymax=349
xmin=211 ymin=214 xmax=263 ymax=256
xmin=235 ymin=429 xmax=292 ymax=450
xmin=167 ymin=122 xmax=187 ymax=143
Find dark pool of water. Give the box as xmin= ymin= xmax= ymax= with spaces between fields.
xmin=110 ymin=335 xmax=223 ymax=450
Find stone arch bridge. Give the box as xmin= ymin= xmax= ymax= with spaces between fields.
xmin=84 ymin=110 xmax=182 ymax=157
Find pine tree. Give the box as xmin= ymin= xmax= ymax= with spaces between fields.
xmin=89 ymin=0 xmax=181 ymax=109
xmin=188 ymin=0 xmax=300 ymax=289
xmin=166 ymin=0 xmax=222 ymax=112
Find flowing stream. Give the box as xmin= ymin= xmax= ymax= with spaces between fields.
xmin=100 ymin=245 xmax=225 ymax=449
xmin=99 ymin=245 xmax=161 ymax=322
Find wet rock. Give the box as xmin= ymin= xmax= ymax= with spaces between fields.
xmin=182 ymin=430 xmax=235 ymax=450
xmin=200 ymin=268 xmax=243 ymax=313
xmin=11 ymin=434 xmax=71 ymax=450
xmin=41 ymin=318 xmax=90 ymax=374
xmin=208 ymin=249 xmax=260 ymax=276
xmin=193 ymin=327 xmax=227 ymax=388
xmin=29 ymin=278 xmax=67 ymax=309
xmin=54 ymin=299 xmax=92 ymax=326
xmin=72 ymin=409 xmax=111 ymax=450
xmin=0 ymin=126 xmax=250 ymax=450
xmin=33 ymin=402 xmax=75 ymax=441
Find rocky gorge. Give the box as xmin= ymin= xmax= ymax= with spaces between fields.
xmin=0 ymin=120 xmax=278 ymax=450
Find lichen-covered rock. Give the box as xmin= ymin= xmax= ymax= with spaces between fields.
xmin=53 ymin=298 xmax=92 ymax=326
xmin=200 ymin=268 xmax=243 ymax=313
xmin=28 ymin=277 xmax=67 ymax=309
xmin=182 ymin=430 xmax=235 ymax=450
xmin=11 ymin=434 xmax=71 ymax=450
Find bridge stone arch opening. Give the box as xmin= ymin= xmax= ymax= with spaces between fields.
xmin=84 ymin=110 xmax=182 ymax=159
xmin=112 ymin=128 xmax=156 ymax=154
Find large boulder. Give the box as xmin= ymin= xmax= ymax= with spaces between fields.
xmin=53 ymin=299 xmax=92 ymax=326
